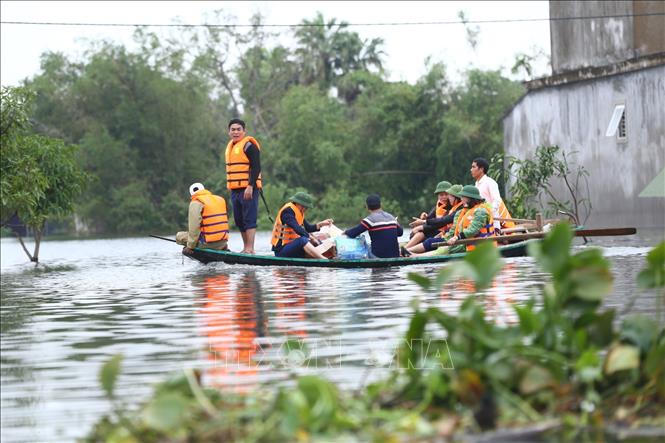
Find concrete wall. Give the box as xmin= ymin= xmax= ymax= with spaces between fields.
xmin=634 ymin=1 xmax=665 ymax=56
xmin=550 ymin=1 xmax=665 ymax=74
xmin=503 ymin=65 xmax=665 ymax=229
xmin=551 ymin=1 xmax=634 ymax=73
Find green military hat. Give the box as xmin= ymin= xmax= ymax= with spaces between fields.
xmin=433 ymin=181 xmax=452 ymax=194
xmin=289 ymin=191 xmax=315 ymax=208
xmin=456 ymin=185 xmax=484 ymax=201
xmin=446 ymin=184 xmax=464 ymax=197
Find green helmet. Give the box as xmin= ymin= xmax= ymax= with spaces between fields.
xmin=446 ymin=184 xmax=464 ymax=198
xmin=433 ymin=181 xmax=452 ymax=194
xmin=289 ymin=191 xmax=315 ymax=208
xmin=456 ymin=185 xmax=484 ymax=201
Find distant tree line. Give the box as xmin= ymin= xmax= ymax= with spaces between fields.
xmin=16 ymin=11 xmax=524 ymax=235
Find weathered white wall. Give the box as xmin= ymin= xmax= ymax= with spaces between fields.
xmin=503 ymin=65 xmax=665 ymax=228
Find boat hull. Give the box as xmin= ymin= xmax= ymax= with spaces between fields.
xmin=187 ymin=239 xmax=532 ymax=268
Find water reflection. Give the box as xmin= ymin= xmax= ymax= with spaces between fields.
xmin=195 ymin=271 xmax=266 ymax=392
xmin=271 ymin=269 xmax=308 ymax=340
xmin=0 ymin=233 xmax=661 ymax=442
xmin=439 ymin=263 xmax=521 ymax=325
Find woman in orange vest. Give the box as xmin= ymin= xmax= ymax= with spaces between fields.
xmin=404 ymin=184 xmax=466 ymax=256
xmin=270 ymin=192 xmax=333 ymax=259
xmin=176 ymin=182 xmax=229 ymax=254
xmin=444 ymin=185 xmax=495 ymax=253
xmin=405 ymin=180 xmax=452 ymax=249
xmin=225 ymin=118 xmax=262 ymax=254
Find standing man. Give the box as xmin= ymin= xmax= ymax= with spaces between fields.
xmin=176 ymin=182 xmax=230 ymax=254
xmin=470 ymin=157 xmax=515 ymax=232
xmin=225 ymin=119 xmax=261 ymax=254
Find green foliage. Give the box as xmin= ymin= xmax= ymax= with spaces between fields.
xmin=637 ymin=241 xmax=665 ymax=289
xmin=22 ymin=12 xmax=523 ymax=239
xmin=100 ymin=354 xmax=123 ymax=398
xmin=1 ymin=86 xmax=88 ymax=261
xmin=491 ymin=145 xmax=592 ymax=222
xmin=88 ymin=232 xmax=665 ymax=441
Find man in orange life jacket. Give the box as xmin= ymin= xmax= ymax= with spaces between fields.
xmin=271 ymin=192 xmax=333 ymax=259
xmin=176 ymin=182 xmax=230 ymax=254
xmin=470 ymin=157 xmax=515 ymax=233
xmin=225 ymin=119 xmax=261 ymax=254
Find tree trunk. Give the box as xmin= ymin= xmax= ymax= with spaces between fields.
xmin=32 ymin=223 xmax=44 ymax=263
xmin=14 ymin=232 xmax=35 ymax=262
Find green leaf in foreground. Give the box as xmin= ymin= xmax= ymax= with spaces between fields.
xmin=603 ymin=344 xmax=640 ymax=375
xmin=100 ymin=354 xmax=123 ymax=398
xmin=462 ymin=241 xmax=503 ymax=291
xmin=637 ymin=241 xmax=665 ymax=289
xmin=141 ymin=392 xmax=190 ymax=433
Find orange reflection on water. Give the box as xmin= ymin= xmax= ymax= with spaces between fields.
xmin=439 ymin=263 xmax=519 ymax=325
xmin=271 ymin=269 xmax=308 ymax=340
xmin=199 ymin=272 xmax=264 ymax=392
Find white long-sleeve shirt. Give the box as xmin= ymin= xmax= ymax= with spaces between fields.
xmin=475 ymin=174 xmax=503 ymax=229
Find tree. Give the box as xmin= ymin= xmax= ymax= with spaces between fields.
xmin=294 ymin=12 xmax=385 ymax=95
xmin=490 ymin=145 xmax=592 ymax=223
xmin=440 ymin=69 xmax=524 ymax=185
xmin=1 ymin=86 xmax=88 ymax=262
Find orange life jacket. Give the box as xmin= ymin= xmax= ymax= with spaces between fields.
xmin=441 ymin=200 xmax=464 ymax=234
xmin=271 ymin=202 xmax=305 ymax=247
xmin=225 ymin=136 xmax=262 ymax=190
xmin=497 ymin=200 xmax=515 ymax=229
xmin=192 ymin=190 xmax=229 ymax=244
xmin=454 ymin=202 xmax=495 ymax=251
xmin=435 ymin=200 xmax=448 ymax=218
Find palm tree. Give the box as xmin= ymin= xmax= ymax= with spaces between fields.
xmin=293 ymin=13 xmax=385 ymax=92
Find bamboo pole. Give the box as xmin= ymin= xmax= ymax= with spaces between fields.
xmin=432 ymin=227 xmax=637 ymax=248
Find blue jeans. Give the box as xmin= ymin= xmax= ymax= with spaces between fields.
xmin=231 ymin=188 xmax=259 ymax=232
xmin=274 ymin=237 xmax=309 ymax=258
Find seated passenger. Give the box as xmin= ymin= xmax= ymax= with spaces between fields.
xmin=405 ymin=181 xmax=451 ymax=249
xmin=409 ymin=185 xmax=495 ymax=257
xmin=404 ymin=184 xmax=464 ymax=256
xmin=176 ymin=182 xmax=230 ymax=255
xmin=271 ymin=192 xmax=333 ymax=259
xmin=343 ymin=194 xmax=403 ymax=258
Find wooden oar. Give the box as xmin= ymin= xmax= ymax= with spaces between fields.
xmin=495 ymin=217 xmax=561 ymax=225
xmin=150 ymin=234 xmax=177 ymax=243
xmin=432 ymin=227 xmax=637 ymax=247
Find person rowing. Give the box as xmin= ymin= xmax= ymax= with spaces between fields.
xmin=470 ymin=157 xmax=515 ymax=233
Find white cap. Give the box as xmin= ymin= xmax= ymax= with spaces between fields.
xmin=189 ymin=182 xmax=204 ymax=196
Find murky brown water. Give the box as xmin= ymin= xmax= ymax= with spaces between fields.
xmin=1 ymin=229 xmax=663 ymax=442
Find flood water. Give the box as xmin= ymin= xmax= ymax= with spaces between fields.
xmin=1 ymin=229 xmax=663 ymax=442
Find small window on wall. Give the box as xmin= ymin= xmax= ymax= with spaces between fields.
xmin=617 ymin=108 xmax=626 ymax=140
xmin=606 ymin=104 xmax=626 ymax=141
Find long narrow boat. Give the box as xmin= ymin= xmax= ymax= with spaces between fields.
xmin=185 ymin=239 xmax=533 ymax=268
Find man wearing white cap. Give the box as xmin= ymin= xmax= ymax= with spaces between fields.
xmin=176 ymin=182 xmax=230 ymax=254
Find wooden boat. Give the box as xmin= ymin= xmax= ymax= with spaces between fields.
xmin=153 ymin=226 xmax=635 ymax=269
xmin=185 ymin=239 xmax=533 ymax=268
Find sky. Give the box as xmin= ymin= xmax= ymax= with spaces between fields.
xmin=1 ymin=1 xmax=552 ymax=87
